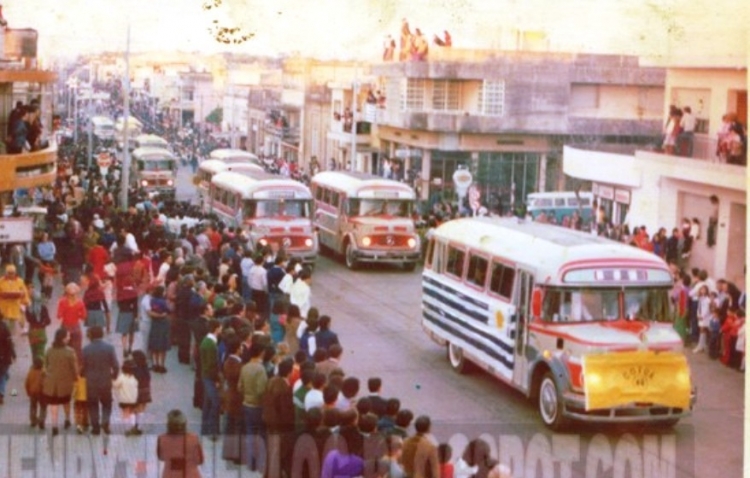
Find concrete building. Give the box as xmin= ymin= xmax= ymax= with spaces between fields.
xmin=369 ymin=49 xmax=666 ymax=208
xmin=248 ymin=57 xmax=368 ymax=173
xmin=563 ymin=58 xmax=747 ymax=282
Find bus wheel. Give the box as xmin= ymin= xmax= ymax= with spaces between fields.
xmin=448 ymin=342 xmax=471 ymax=374
xmin=403 ymin=262 xmax=417 ymax=272
xmin=538 ymin=372 xmax=568 ymax=431
xmin=345 ymin=242 xmax=359 ymax=270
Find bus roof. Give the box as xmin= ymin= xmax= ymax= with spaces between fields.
xmin=91 ymin=116 xmax=114 ymax=126
xmin=132 ymin=147 xmax=176 ymax=160
xmin=527 ymin=191 xmax=593 ymax=199
xmin=212 ymin=171 xmax=312 ymax=200
xmin=209 ymin=149 xmax=260 ymax=163
xmin=135 ymin=134 xmax=168 ymax=146
xmin=312 ymin=171 xmax=416 ymax=199
xmin=432 ymin=217 xmax=671 ymax=286
xmin=198 ymin=159 xmax=229 ymax=174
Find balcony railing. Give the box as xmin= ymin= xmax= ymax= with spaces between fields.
xmin=264 ymin=123 xmax=300 ymax=142
xmin=0 ymin=146 xmax=57 ymax=192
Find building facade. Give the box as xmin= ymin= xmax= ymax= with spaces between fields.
xmin=369 ymin=49 xmax=666 ymax=210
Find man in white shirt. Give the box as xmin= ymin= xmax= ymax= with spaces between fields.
xmin=247 ymin=255 xmax=268 ymax=316
xmin=289 ymin=267 xmax=312 ymax=320
xmin=679 ymin=106 xmax=696 ymax=157
xmin=240 ymin=250 xmax=255 ymax=302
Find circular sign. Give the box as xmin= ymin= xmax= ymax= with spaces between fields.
xmin=453 ymin=169 xmax=473 ymax=197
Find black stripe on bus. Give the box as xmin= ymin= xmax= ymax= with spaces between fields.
xmin=422 ymin=286 xmax=489 ymax=325
xmin=423 ymin=307 xmax=514 ymax=370
xmin=423 ymin=276 xmax=490 ymax=311
xmin=422 ymin=300 xmax=515 ymax=356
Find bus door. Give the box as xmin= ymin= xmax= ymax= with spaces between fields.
xmin=512 ymin=270 xmax=534 ymax=390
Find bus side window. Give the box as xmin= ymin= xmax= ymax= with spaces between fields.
xmin=425 ymin=238 xmax=435 ymax=269
xmin=323 ymin=189 xmax=331 ymax=205
xmin=446 ymin=246 xmax=465 ymax=279
xmin=489 ymin=262 xmax=515 ymax=299
xmin=466 ymin=254 xmax=488 ymax=289
xmin=330 ymin=192 xmax=340 ymax=209
xmin=314 ymin=186 xmax=323 ymax=202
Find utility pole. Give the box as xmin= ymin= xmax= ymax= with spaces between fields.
xmin=119 ymin=25 xmax=131 ymax=209
xmin=87 ymin=103 xmax=93 ymax=170
xmin=350 ymin=68 xmax=359 ymax=173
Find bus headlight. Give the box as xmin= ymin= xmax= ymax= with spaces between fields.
xmin=407 ymin=237 xmax=417 ymax=248
xmin=304 ymin=238 xmax=313 ymax=247
xmin=166 ymin=179 xmax=174 ymax=187
xmin=258 ymin=238 xmax=268 ymax=246
xmin=362 ymin=236 xmax=372 ymax=247
xmin=141 ymin=180 xmax=148 ymax=187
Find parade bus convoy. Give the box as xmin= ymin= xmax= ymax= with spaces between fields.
xmin=422 ymin=216 xmax=695 ymax=430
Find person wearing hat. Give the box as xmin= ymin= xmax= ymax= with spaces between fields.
xmin=0 ymin=264 xmax=29 ymax=335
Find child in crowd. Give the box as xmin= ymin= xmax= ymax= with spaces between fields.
xmin=38 ymin=260 xmax=58 ymax=301
xmin=707 ymin=295 xmax=722 ymax=359
xmin=24 ymin=357 xmax=44 ymax=428
xmin=693 ymin=285 xmax=711 ymax=353
xmin=112 ymin=359 xmax=140 ymax=436
xmin=72 ymin=375 xmax=89 ymax=434
xmin=25 ymin=283 xmax=51 ymax=361
xmin=269 ymin=298 xmax=288 ymax=345
xmin=438 ymin=443 xmax=454 ymax=478
xmin=132 ymin=350 xmax=151 ymax=435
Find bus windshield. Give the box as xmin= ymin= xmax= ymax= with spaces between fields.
xmin=139 ymin=160 xmax=174 ymax=171
xmin=244 ymin=200 xmax=311 ymax=219
xmin=347 ymin=199 xmax=412 ymax=217
xmin=542 ymin=287 xmax=671 ymax=323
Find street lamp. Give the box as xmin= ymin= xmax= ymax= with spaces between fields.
xmin=350 ymin=79 xmax=359 ymax=173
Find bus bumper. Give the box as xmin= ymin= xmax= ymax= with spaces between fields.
xmin=351 ymin=249 xmax=421 ymax=264
xmin=560 ymin=388 xmax=697 ymax=423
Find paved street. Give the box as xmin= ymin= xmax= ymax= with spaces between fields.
xmin=0 ymin=159 xmax=742 ymax=478
xmin=0 ymin=248 xmax=743 ymax=477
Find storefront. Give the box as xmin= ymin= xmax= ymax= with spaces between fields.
xmin=592 ymin=183 xmax=631 ymax=227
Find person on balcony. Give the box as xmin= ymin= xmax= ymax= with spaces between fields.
xmin=678 ymin=106 xmax=695 ymax=157
xmin=7 ymin=105 xmax=30 ymax=154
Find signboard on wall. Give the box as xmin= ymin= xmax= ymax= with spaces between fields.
xmin=0 ymin=218 xmax=33 ymax=243
xmin=615 ymin=189 xmax=631 ymax=204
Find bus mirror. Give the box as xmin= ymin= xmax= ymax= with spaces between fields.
xmin=531 ymin=288 xmax=543 ymax=318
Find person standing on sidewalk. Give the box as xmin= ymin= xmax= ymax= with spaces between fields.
xmin=0 ymin=315 xmax=16 ymax=405
xmin=82 ymin=325 xmax=119 ymax=435
xmin=0 ymin=264 xmax=29 ymax=335
xmin=199 ymin=318 xmax=222 ymax=439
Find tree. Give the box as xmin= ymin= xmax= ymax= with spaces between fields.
xmin=205 ymin=107 xmax=222 ymax=126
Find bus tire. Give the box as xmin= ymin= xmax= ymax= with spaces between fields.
xmin=344 ymin=241 xmax=359 ymax=270
xmin=403 ymin=262 xmax=417 ymax=272
xmin=447 ymin=342 xmax=471 ymax=374
xmin=538 ymin=372 xmax=568 ymax=431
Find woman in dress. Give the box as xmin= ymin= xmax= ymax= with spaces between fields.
xmin=148 ymin=286 xmax=171 ymax=373
xmin=83 ymin=276 xmax=110 ymax=331
xmin=41 ymin=328 xmax=78 ymax=435
xmin=57 ymin=282 xmax=87 ymax=362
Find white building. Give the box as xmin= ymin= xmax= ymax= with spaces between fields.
xmin=563 ymin=145 xmax=745 ymax=285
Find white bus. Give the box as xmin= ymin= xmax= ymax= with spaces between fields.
xmin=526 ymin=191 xmax=594 ymax=227
xmin=134 ymin=134 xmax=169 ymax=151
xmin=195 ymin=159 xmax=265 ymax=208
xmin=422 ymin=217 xmax=695 ymax=430
xmin=115 ymin=117 xmax=143 ymax=151
xmin=310 ymin=171 xmax=421 ymax=271
xmin=207 ymin=171 xmax=317 ymax=263
xmin=209 ymin=148 xmax=263 ymax=167
xmin=90 ymin=116 xmax=115 ymax=141
xmin=131 ymin=147 xmax=177 ymax=199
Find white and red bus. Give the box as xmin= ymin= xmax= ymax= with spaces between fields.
xmin=422 ymin=216 xmax=695 ymax=430
xmin=206 ymin=170 xmax=317 ymax=263
xmin=310 ymin=171 xmax=421 ymax=271
xmin=195 ymin=159 xmax=264 ymax=209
